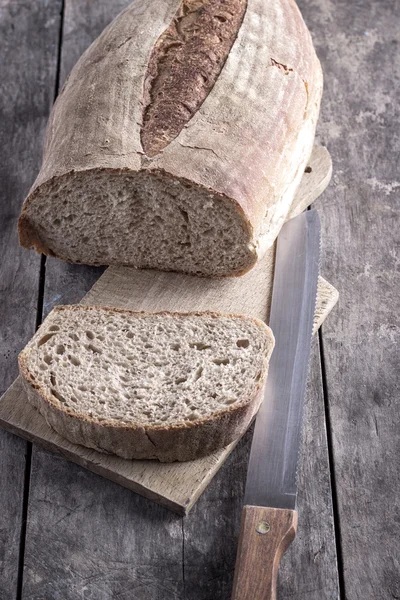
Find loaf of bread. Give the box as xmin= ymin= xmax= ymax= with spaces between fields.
xmin=19 ymin=305 xmax=274 ymax=461
xmin=19 ymin=0 xmax=322 ymax=276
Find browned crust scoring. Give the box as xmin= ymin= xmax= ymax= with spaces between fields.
xmin=18 ymin=306 xmax=274 ymax=462
xmin=141 ymin=0 xmax=247 ymax=156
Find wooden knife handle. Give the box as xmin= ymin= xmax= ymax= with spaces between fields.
xmin=231 ymin=505 xmax=298 ymax=600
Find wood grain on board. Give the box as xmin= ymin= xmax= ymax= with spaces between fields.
xmin=0 ymin=144 xmax=338 ymax=516
xmin=0 ymin=1 xmax=63 ymax=597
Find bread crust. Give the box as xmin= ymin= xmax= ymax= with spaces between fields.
xmin=18 ymin=306 xmax=274 ymax=462
xmin=18 ymin=0 xmax=322 ymax=274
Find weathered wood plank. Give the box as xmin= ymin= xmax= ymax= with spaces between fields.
xmin=0 ymin=431 xmax=26 ymax=600
xmin=301 ymin=0 xmax=400 ymax=598
xmin=22 ymin=446 xmax=185 ymax=600
xmin=279 ymin=341 xmax=339 ymax=599
xmin=0 ymin=1 xmax=62 ymax=596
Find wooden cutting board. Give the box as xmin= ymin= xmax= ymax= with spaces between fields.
xmin=0 ymin=146 xmax=338 ymax=514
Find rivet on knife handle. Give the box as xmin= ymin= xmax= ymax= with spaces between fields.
xmin=231 ymin=506 xmax=297 ymax=600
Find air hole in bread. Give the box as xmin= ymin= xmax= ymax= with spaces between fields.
xmin=193 ymin=366 xmax=203 ymax=381
xmin=78 ymin=385 xmax=87 ymax=392
xmin=213 ymin=357 xmax=229 ymax=365
xmin=38 ymin=333 xmax=56 ymax=347
xmin=305 ymin=166 xmax=312 ymax=173
xmin=50 ymin=373 xmax=56 ymax=386
xmin=86 ymin=331 xmax=95 ymax=340
xmin=236 ymin=339 xmax=250 ymax=348
xmin=171 ymin=343 xmax=180 ymax=351
xmin=69 ymin=333 xmax=79 ymax=341
xmin=224 ymin=397 xmax=236 ymax=405
xmin=48 ymin=325 xmax=60 ymax=332
xmin=56 ymin=344 xmax=65 ymax=355
xmin=51 ymin=388 xmax=66 ymax=403
xmin=190 ymin=342 xmax=211 ymax=350
xmin=87 ymin=343 xmax=101 ymax=354
xmin=43 ymin=355 xmax=53 ymax=365
xmin=175 ymin=377 xmax=187 ymax=384
xmin=180 ymin=208 xmax=189 ymax=222
xmin=69 ymin=355 xmax=81 ymax=366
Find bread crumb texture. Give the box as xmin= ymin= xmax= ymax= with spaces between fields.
xmin=20 ymin=306 xmax=273 ymax=428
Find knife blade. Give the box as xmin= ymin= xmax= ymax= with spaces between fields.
xmin=231 ymin=209 xmax=321 ymax=600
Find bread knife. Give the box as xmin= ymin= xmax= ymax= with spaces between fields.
xmin=231 ymin=210 xmax=321 ymax=600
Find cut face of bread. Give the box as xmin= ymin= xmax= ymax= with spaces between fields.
xmin=19 ymin=306 xmax=274 ymax=461
xmin=21 ymin=170 xmax=255 ymax=277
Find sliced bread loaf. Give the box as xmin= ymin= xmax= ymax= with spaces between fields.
xmin=18 ymin=0 xmax=322 ymax=276
xmin=19 ymin=306 xmax=274 ymax=461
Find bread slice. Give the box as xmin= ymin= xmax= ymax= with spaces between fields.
xmin=18 ymin=306 xmax=274 ymax=461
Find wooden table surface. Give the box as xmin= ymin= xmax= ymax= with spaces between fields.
xmin=0 ymin=1 xmax=398 ymax=599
